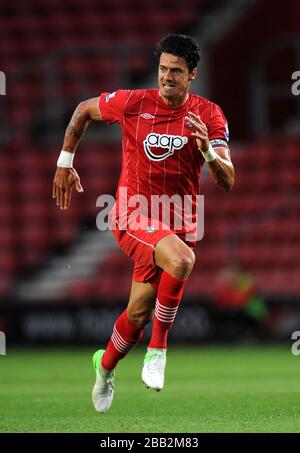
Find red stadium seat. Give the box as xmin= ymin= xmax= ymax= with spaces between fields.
xmin=1 ymin=0 xmax=300 ymax=300
xmin=0 ymin=249 xmax=17 ymax=273
xmin=0 ymin=273 xmax=13 ymax=297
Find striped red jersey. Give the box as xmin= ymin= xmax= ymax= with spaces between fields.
xmin=98 ymin=89 xmax=229 ymax=240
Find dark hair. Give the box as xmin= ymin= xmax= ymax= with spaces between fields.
xmin=155 ymin=34 xmax=201 ymax=72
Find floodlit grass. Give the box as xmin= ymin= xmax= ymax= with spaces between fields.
xmin=0 ymin=345 xmax=299 ymax=433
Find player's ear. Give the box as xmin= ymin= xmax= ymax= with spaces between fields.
xmin=189 ymin=68 xmax=197 ymax=81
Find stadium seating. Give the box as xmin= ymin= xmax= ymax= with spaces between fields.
xmin=89 ymin=136 xmax=300 ymax=299
xmin=1 ymin=137 xmax=300 ymax=300
xmin=0 ymin=1 xmax=299 ymax=302
xmin=0 ymin=0 xmax=205 ymax=145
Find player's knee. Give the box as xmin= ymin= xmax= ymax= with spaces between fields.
xmin=127 ymin=307 xmax=153 ymax=327
xmin=168 ymin=249 xmax=195 ymax=279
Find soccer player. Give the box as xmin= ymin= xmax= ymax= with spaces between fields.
xmin=53 ymin=34 xmax=234 ymax=413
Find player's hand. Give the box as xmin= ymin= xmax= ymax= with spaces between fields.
xmin=185 ymin=111 xmax=210 ymax=153
xmin=52 ymin=167 xmax=84 ymax=210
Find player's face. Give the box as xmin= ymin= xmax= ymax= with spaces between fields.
xmin=158 ymin=53 xmax=196 ymax=106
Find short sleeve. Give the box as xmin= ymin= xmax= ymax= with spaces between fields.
xmin=98 ymin=90 xmax=131 ymax=124
xmin=207 ymin=103 xmax=229 ymax=145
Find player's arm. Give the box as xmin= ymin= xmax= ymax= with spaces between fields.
xmin=187 ymin=111 xmax=234 ymax=191
xmin=205 ymin=146 xmax=234 ymax=192
xmin=53 ymin=97 xmax=103 ymax=210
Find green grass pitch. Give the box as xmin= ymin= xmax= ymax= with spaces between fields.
xmin=0 ymin=345 xmax=299 ymax=433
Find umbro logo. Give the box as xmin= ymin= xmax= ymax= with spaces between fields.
xmin=105 ymin=91 xmax=116 ymax=102
xmin=140 ymin=113 xmax=155 ymax=119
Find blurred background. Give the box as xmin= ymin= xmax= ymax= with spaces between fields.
xmin=0 ymin=0 xmax=299 ymax=347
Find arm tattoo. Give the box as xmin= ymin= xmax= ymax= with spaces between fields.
xmin=63 ymin=107 xmax=91 ymax=152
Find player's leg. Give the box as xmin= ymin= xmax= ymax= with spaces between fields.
xmin=151 ymin=234 xmax=195 ymax=347
xmin=101 ymin=280 xmax=156 ymax=370
xmin=92 ymin=280 xmax=156 ymax=413
xmin=142 ymin=234 xmax=195 ymax=390
xmin=127 ymin=280 xmax=156 ymax=327
xmin=154 ymin=234 xmax=195 ymax=280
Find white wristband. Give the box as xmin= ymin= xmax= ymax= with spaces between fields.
xmin=57 ymin=150 xmax=75 ymax=168
xmin=201 ymin=144 xmax=218 ymax=163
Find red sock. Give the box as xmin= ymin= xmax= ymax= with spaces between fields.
xmin=148 ymin=271 xmax=187 ymax=349
xmin=101 ymin=309 xmax=143 ymax=370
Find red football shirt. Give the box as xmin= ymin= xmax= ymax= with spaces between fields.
xmin=98 ymin=89 xmax=229 ymax=240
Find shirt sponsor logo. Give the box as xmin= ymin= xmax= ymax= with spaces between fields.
xmin=105 ymin=91 xmax=116 ymax=102
xmin=140 ymin=113 xmax=155 ymax=119
xmin=143 ymin=133 xmax=188 ymax=161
